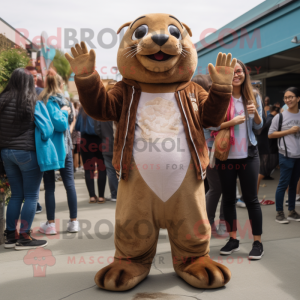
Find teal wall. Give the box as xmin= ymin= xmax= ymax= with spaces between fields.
xmin=196 ymin=1 xmax=300 ymax=74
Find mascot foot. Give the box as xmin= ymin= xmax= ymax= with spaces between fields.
xmin=94 ymin=260 xmax=150 ymax=291
xmin=176 ymin=256 xmax=231 ymax=289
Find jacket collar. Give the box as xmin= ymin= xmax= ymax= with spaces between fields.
xmin=122 ymin=78 xmax=191 ymax=92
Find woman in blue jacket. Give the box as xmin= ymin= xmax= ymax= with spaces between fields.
xmin=38 ymin=70 xmax=79 ymax=235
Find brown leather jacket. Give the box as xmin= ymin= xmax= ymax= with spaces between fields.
xmin=75 ymin=72 xmax=232 ymax=181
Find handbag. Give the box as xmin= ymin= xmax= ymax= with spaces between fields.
xmin=214 ymin=128 xmax=231 ymax=161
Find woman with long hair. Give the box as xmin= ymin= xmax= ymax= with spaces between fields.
xmin=192 ymin=74 xmax=227 ymax=237
xmin=75 ymin=107 xmax=107 ymax=203
xmin=0 ymin=68 xmax=47 ymax=249
xmin=38 ymin=69 xmax=80 ymax=235
xmin=215 ymin=60 xmax=264 ymax=259
xmin=269 ymin=87 xmax=300 ymax=223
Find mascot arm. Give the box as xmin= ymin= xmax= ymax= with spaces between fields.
xmin=198 ymin=83 xmax=232 ymax=128
xmin=75 ymin=72 xmax=123 ymax=122
xmin=66 ymin=42 xmax=123 ymax=122
xmin=199 ymin=52 xmax=236 ymax=128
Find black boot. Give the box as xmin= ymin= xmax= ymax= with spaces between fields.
xmin=15 ymin=230 xmax=48 ymax=251
xmin=4 ymin=229 xmax=19 ymax=249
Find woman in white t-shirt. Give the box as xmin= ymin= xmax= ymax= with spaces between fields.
xmin=269 ymin=87 xmax=300 ymax=224
xmin=215 ymin=60 xmax=264 ymax=260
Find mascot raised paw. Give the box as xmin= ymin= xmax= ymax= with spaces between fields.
xmin=66 ymin=13 xmax=236 ymax=291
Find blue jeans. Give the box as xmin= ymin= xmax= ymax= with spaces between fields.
xmin=276 ymin=154 xmax=300 ymax=212
xmin=103 ymin=154 xmax=118 ymax=199
xmin=1 ymin=149 xmax=43 ymax=233
xmin=43 ymin=150 xmax=77 ymax=220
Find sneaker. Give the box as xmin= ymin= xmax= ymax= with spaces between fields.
xmin=4 ymin=230 xmax=19 ymax=249
xmin=39 ymin=221 xmax=57 ymax=235
xmin=67 ymin=220 xmax=80 ymax=233
xmin=36 ymin=203 xmax=42 ymax=214
xmin=248 ymin=241 xmax=264 ymax=260
xmin=217 ymin=223 xmax=229 ymax=238
xmin=287 ymin=210 xmax=300 ymax=222
xmin=15 ymin=231 xmax=48 ymax=250
xmin=275 ymin=211 xmax=289 ymax=224
xmin=220 ymin=237 xmax=239 ymax=255
xmin=236 ymin=199 xmax=246 ymax=208
xmin=110 ymin=198 xmax=117 ymax=202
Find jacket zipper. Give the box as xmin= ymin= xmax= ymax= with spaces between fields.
xmin=119 ymin=86 xmax=135 ymax=182
xmin=177 ymin=91 xmax=206 ymax=179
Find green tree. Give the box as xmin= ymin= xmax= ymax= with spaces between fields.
xmin=0 ymin=46 xmax=30 ymax=91
xmin=52 ymin=49 xmax=71 ymax=82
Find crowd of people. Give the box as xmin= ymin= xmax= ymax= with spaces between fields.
xmin=0 ymin=62 xmax=299 ymax=259
xmin=0 ymin=67 xmax=118 ymax=250
xmin=192 ymin=60 xmax=300 ymax=260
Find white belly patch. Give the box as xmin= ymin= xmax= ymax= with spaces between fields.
xmin=133 ymin=92 xmax=191 ymax=202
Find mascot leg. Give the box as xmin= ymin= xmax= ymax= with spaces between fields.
xmin=94 ymin=159 xmax=161 ymax=291
xmin=166 ymin=162 xmax=231 ymax=289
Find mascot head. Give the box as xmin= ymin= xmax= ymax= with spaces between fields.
xmin=117 ymin=13 xmax=197 ymax=84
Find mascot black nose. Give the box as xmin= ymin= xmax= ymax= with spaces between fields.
xmin=151 ymin=34 xmax=169 ymax=46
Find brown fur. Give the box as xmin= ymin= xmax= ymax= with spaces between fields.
xmin=67 ymin=13 xmax=235 ymax=292
xmin=117 ymin=13 xmax=197 ymax=85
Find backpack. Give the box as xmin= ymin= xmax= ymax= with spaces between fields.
xmin=277 ymin=113 xmax=288 ymax=157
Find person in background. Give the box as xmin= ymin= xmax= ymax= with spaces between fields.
xmin=192 ymin=74 xmax=227 ymax=237
xmin=25 ymin=66 xmax=43 ymax=214
xmin=269 ymin=87 xmax=300 ymax=224
xmin=274 ymin=102 xmax=281 ymax=110
xmin=216 ymin=60 xmax=264 ymax=260
xmin=71 ymin=101 xmax=82 ymax=172
xmin=25 ymin=66 xmax=43 ymax=96
xmin=0 ymin=68 xmax=47 ymax=249
xmin=264 ymin=96 xmax=270 ymax=116
xmin=94 ymin=81 xmax=119 ymax=202
xmin=38 ymin=69 xmax=80 ymax=234
xmin=76 ymin=107 xmax=107 ymax=204
xmin=257 ymin=105 xmax=280 ymax=205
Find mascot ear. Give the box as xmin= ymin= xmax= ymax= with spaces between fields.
xmin=117 ymin=22 xmax=132 ymax=34
xmin=182 ymin=22 xmax=192 ymax=37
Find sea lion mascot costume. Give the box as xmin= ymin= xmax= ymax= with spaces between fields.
xmin=66 ymin=13 xmax=236 ymax=291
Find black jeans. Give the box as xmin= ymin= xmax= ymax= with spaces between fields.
xmin=216 ymin=153 xmax=262 ymax=236
xmin=80 ymin=134 xmax=107 ymax=198
xmin=44 ymin=150 xmax=77 ymax=220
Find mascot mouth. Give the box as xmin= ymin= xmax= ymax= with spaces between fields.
xmin=146 ymin=51 xmax=174 ymax=61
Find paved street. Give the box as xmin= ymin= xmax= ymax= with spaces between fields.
xmin=1 ymin=169 xmax=300 ymax=300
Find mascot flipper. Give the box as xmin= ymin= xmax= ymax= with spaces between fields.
xmin=66 ymin=13 xmax=236 ymax=291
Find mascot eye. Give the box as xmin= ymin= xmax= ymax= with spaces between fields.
xmin=168 ymin=25 xmax=182 ymax=40
xmin=132 ymin=25 xmax=148 ymax=40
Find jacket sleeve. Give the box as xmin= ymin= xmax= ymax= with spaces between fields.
xmin=252 ymin=94 xmax=263 ymax=130
xmin=75 ymin=71 xmax=123 ymax=122
xmin=34 ymin=101 xmax=54 ymax=141
xmin=46 ymin=101 xmax=69 ymax=133
xmin=198 ymin=83 xmax=232 ymax=128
